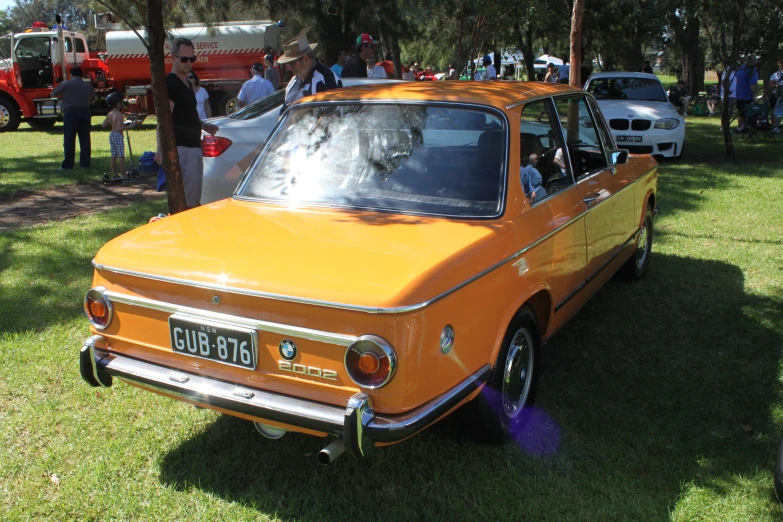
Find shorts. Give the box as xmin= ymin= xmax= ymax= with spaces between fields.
xmin=177 ymin=146 xmax=204 ymax=208
xmin=109 ymin=131 xmax=125 ymax=157
xmin=736 ymin=99 xmax=751 ymax=112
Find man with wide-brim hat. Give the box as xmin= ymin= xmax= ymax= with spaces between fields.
xmin=279 ymin=26 xmax=342 ymax=114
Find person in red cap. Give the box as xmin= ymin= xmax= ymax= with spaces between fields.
xmin=341 ymin=33 xmax=377 ymax=78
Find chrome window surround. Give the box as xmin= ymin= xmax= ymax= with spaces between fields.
xmin=100 ymin=289 xmax=356 ymax=346
xmin=92 ymin=164 xmax=655 ymax=316
xmin=232 ymin=99 xmax=511 ymax=221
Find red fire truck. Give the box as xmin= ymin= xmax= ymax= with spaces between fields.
xmin=0 ymin=19 xmax=281 ymax=131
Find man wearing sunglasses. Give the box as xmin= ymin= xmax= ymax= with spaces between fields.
xmin=341 ymin=33 xmax=378 ymax=78
xmin=155 ymin=37 xmax=218 ymax=209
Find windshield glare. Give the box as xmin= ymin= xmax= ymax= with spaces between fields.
xmin=239 ymin=104 xmax=506 ymax=217
xmin=587 ymin=77 xmax=668 ymax=102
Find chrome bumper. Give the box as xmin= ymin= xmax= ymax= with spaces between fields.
xmin=80 ymin=335 xmax=490 ymax=457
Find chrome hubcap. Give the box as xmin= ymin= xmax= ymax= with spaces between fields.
xmin=0 ymin=105 xmax=9 ymax=128
xmin=636 ymin=223 xmax=649 ymax=269
xmin=502 ymin=328 xmax=534 ymax=418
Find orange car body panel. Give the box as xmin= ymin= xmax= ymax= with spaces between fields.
xmin=86 ymin=82 xmax=657 ymax=440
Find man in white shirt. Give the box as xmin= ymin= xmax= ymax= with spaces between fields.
xmin=558 ymin=60 xmax=570 ymax=84
xmin=236 ymin=62 xmax=275 ymax=109
xmin=482 ymin=55 xmax=497 ymax=81
xmin=366 ymin=57 xmax=387 ymax=78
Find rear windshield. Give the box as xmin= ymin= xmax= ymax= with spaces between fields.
xmin=586 ymin=77 xmax=667 ymax=102
xmin=228 ymin=90 xmax=285 ymax=120
xmin=238 ymin=103 xmax=506 ymax=217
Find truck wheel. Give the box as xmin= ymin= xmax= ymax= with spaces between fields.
xmin=471 ymin=306 xmax=541 ymax=443
xmin=0 ymin=97 xmax=21 ymax=132
xmin=218 ymin=94 xmax=240 ymax=116
xmin=27 ymin=118 xmax=57 ymax=130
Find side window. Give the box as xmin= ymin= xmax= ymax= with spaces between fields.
xmin=553 ymin=96 xmax=608 ymax=180
xmin=64 ymin=37 xmax=72 ymax=53
xmin=519 ymin=99 xmax=573 ymax=204
xmin=75 ymin=38 xmax=86 ymax=53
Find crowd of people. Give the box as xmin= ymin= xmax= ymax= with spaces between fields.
xmin=45 ymin=24 xmax=783 ymax=209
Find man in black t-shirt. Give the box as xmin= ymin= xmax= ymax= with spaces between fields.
xmin=154 ymin=37 xmax=218 ymax=208
xmin=341 ymin=33 xmax=377 ymax=78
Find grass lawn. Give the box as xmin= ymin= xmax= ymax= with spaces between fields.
xmin=0 ymin=116 xmax=159 ymax=197
xmin=1 ymin=116 xmax=782 ymax=520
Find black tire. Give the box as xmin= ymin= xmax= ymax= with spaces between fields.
xmin=0 ymin=96 xmax=21 ymax=132
xmin=27 ymin=118 xmax=57 ymax=130
xmin=217 ymin=93 xmax=240 ymax=116
xmin=471 ymin=306 xmax=541 ymax=443
xmin=623 ymin=205 xmax=653 ymax=280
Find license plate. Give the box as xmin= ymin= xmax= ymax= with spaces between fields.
xmin=169 ymin=315 xmax=258 ymax=370
xmin=617 ymin=136 xmax=642 ymax=143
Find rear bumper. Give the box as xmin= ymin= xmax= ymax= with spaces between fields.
xmin=80 ymin=335 xmax=490 ymax=457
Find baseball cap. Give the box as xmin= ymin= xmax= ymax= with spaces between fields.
xmin=357 ymin=33 xmax=378 ymax=45
xmin=264 ymin=54 xmax=274 ymax=62
xmin=251 ymin=62 xmax=264 ymax=72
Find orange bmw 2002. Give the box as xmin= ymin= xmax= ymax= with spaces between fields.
xmin=81 ymin=82 xmax=657 ymax=464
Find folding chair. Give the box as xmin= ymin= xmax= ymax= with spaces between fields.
xmin=742 ymin=104 xmax=775 ymax=143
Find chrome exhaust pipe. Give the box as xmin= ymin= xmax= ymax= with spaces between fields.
xmin=317 ymin=438 xmax=346 ymax=465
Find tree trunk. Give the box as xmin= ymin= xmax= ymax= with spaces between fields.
xmin=683 ymin=13 xmax=701 ymax=96
xmin=148 ymin=0 xmax=186 ymax=214
xmin=524 ymin=22 xmax=535 ymax=81
xmin=569 ymin=0 xmax=585 ymax=88
xmin=390 ymin=31 xmax=402 ymax=79
xmin=569 ymin=0 xmax=585 ymax=140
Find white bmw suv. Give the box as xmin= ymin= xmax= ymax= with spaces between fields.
xmin=584 ymin=72 xmax=685 ymax=158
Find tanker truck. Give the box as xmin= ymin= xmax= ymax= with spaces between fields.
xmin=0 ymin=19 xmax=281 ymax=131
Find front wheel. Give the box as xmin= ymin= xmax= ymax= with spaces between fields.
xmin=623 ymin=205 xmax=653 ymax=280
xmin=471 ymin=306 xmax=541 ymax=443
xmin=0 ymin=96 xmax=21 ymax=132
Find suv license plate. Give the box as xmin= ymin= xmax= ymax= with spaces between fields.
xmin=617 ymin=136 xmax=642 ymax=142
xmin=169 ymin=315 xmax=257 ymax=370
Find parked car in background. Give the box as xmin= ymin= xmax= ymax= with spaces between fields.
xmin=81 ymin=82 xmax=658 ymax=464
xmin=201 ymin=78 xmax=406 ymax=204
xmin=584 ymin=72 xmax=685 ymax=158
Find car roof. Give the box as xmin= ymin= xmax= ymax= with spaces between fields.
xmin=302 ymin=81 xmax=583 ymax=111
xmin=587 ymin=72 xmax=661 ymax=80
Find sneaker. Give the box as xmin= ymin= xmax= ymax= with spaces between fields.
xmin=55 ymin=167 xmax=72 ymax=171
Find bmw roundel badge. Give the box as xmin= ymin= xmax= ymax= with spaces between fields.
xmin=279 ymin=339 xmax=298 ymax=361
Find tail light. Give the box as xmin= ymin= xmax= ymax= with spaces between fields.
xmin=344 ymin=335 xmax=397 ymax=389
xmin=84 ymin=286 xmax=113 ymax=330
xmin=202 ymin=135 xmax=232 ymax=157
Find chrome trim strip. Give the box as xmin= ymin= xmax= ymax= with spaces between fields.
xmin=554 ymin=227 xmax=640 ymax=312
xmin=95 ymin=167 xmax=656 ymax=315
xmin=102 ymin=289 xmax=356 ymax=346
xmin=87 ymin=346 xmax=491 ymax=447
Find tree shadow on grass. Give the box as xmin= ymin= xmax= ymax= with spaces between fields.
xmin=157 ymin=253 xmax=783 ymax=521
xmin=0 ymin=201 xmax=167 ymax=334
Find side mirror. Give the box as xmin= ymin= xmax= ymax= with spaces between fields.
xmin=609 ymin=149 xmax=629 ymax=165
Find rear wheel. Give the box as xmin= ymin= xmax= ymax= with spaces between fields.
xmin=27 ymin=118 xmax=57 ymax=130
xmin=471 ymin=306 xmax=541 ymax=443
xmin=623 ymin=205 xmax=653 ymax=280
xmin=0 ymin=96 xmax=21 ymax=132
xmin=218 ymin=93 xmax=240 ymax=116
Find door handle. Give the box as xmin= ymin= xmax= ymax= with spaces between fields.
xmin=583 ymin=195 xmax=598 ymax=207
